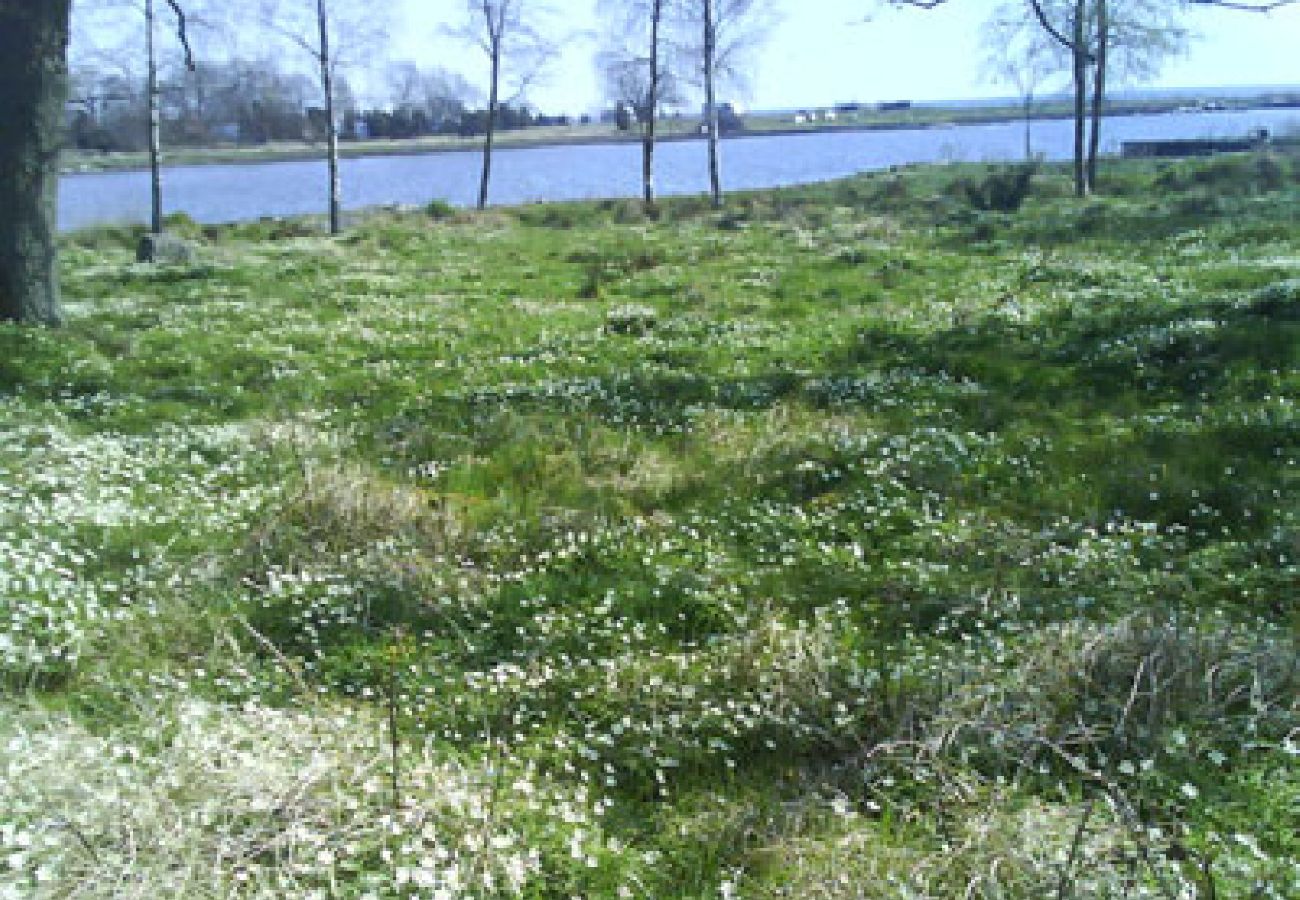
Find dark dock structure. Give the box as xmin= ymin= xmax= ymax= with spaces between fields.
xmin=1122 ymin=129 xmax=1271 ymax=159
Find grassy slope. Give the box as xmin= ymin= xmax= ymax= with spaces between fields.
xmin=2 ymin=154 xmax=1298 ymax=898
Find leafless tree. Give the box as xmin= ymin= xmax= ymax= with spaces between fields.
xmin=451 ymin=0 xmax=558 ymax=209
xmin=597 ymin=0 xmax=680 ymax=209
xmin=145 ymin=0 xmax=196 ymax=233
xmin=679 ymin=0 xmax=775 ymax=208
xmin=71 ymin=0 xmax=199 ymax=234
xmin=895 ymin=0 xmax=1204 ymax=196
xmin=253 ymin=0 xmax=389 ymax=233
xmin=981 ymin=4 xmax=1062 ymax=160
xmin=1025 ymin=0 xmax=1188 ymax=194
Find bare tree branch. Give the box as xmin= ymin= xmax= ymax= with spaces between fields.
xmin=164 ymin=0 xmax=195 ymax=70
xmin=1026 ymin=0 xmax=1078 ymax=51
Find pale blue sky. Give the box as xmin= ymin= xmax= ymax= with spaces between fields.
xmin=390 ymin=0 xmax=1299 ymax=114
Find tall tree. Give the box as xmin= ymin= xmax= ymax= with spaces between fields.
xmin=1026 ymin=0 xmax=1187 ymax=195
xmin=315 ymin=0 xmax=341 ymax=233
xmin=255 ymin=0 xmax=387 ymax=233
xmin=454 ymin=0 xmax=557 ymax=209
xmin=702 ymin=0 xmax=721 ymax=207
xmin=680 ymin=0 xmax=774 ymax=208
xmin=145 ymin=0 xmax=196 ymax=235
xmin=899 ymin=0 xmax=1286 ymax=195
xmin=73 ymin=0 xmax=201 ymax=233
xmin=1020 ymin=0 xmax=1090 ymax=193
xmin=0 ymin=0 xmax=72 ymax=325
xmin=598 ymin=0 xmax=677 ymax=210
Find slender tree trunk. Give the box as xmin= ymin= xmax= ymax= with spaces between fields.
xmin=1087 ymin=0 xmax=1108 ymax=192
xmin=317 ymin=0 xmax=341 ymax=234
xmin=146 ymin=0 xmax=164 ymax=235
xmin=643 ymin=0 xmax=663 ymax=210
xmin=479 ymin=39 xmax=501 ymax=210
xmin=1071 ymin=0 xmax=1088 ymax=197
xmin=703 ymin=0 xmax=722 ymax=208
xmin=1023 ymin=90 xmax=1033 ymax=160
xmin=0 ymin=0 xmax=71 ymax=326
xmin=194 ymin=68 xmax=207 ymax=136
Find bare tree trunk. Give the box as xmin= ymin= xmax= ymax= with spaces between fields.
xmin=1087 ymin=0 xmax=1108 ymax=192
xmin=317 ymin=0 xmax=341 ymax=234
xmin=0 ymin=0 xmax=71 ymax=326
xmin=479 ymin=39 xmax=501 ymax=210
xmin=703 ymin=0 xmax=722 ymax=208
xmin=643 ymin=0 xmax=663 ymax=210
xmin=147 ymin=0 xmax=164 ymax=235
xmin=1071 ymin=0 xmax=1088 ymax=197
xmin=1023 ymin=90 xmax=1033 ymax=160
xmin=194 ymin=66 xmax=207 ymax=135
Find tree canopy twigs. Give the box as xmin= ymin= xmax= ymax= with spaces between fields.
xmin=1026 ymin=0 xmax=1083 ymax=55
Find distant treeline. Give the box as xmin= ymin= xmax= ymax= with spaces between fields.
xmin=64 ymin=56 xmax=581 ymax=152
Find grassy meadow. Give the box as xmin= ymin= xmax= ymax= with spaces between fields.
xmin=1 ymin=153 xmax=1298 ymax=898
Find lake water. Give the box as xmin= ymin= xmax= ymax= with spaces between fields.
xmin=58 ymin=107 xmax=1300 ymax=231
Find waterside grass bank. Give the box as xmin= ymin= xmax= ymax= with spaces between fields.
xmin=3 ymin=153 xmax=1299 ymax=898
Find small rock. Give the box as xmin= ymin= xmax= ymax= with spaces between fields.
xmin=137 ymin=233 xmax=197 ymax=265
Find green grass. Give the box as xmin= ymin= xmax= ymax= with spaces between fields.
xmin=2 ymin=152 xmax=1298 ymax=898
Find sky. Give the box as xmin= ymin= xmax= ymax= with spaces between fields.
xmin=382 ymin=0 xmax=1300 ymax=115
xmin=71 ymin=0 xmax=1299 ymax=114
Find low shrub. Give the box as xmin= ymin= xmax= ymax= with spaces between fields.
xmin=424 ymin=198 xmax=457 ymax=220
xmin=1154 ymin=152 xmax=1294 ymax=196
xmin=958 ymin=160 xmax=1040 ymax=212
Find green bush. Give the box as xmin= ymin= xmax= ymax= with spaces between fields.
xmin=1154 ymin=152 xmax=1294 ymax=196
xmin=424 ymin=198 xmax=457 ymax=220
xmin=162 ymin=212 xmax=205 ymax=240
xmin=958 ymin=160 xmax=1040 ymax=212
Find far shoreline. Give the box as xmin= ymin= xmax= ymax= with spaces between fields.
xmin=61 ymin=99 xmax=1300 ymax=177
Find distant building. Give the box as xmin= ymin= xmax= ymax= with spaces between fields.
xmin=877 ymin=100 xmax=912 ymax=112
xmin=701 ymin=102 xmax=744 ymax=133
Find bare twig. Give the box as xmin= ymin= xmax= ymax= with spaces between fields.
xmin=164 ymin=0 xmax=195 ymax=70
xmin=233 ymin=614 xmax=313 ymax=697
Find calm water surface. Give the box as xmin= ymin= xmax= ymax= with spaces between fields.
xmin=58 ymin=108 xmax=1300 ymax=231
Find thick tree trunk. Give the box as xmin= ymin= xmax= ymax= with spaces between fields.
xmin=703 ymin=0 xmax=722 ymax=209
xmin=0 ymin=0 xmax=71 ymax=326
xmin=317 ymin=0 xmax=341 ymax=234
xmin=643 ymin=0 xmax=662 ymax=210
xmin=1087 ymin=0 xmax=1108 ymax=192
xmin=479 ymin=41 xmax=501 ymax=210
xmin=1071 ymin=0 xmax=1088 ymax=198
xmin=147 ymin=0 xmax=164 ymax=235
